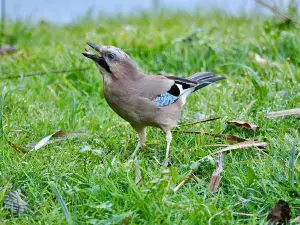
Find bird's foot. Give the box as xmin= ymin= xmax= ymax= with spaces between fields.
xmin=153 ymin=156 xmax=171 ymax=167
xmin=163 ymin=158 xmax=171 ymax=167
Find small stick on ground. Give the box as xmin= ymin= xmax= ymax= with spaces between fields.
xmin=231 ymin=212 xmax=253 ymax=216
xmin=181 ymin=117 xmax=221 ymax=126
xmin=201 ymin=144 xmax=230 ymax=147
xmin=8 ymin=140 xmax=29 ymax=153
xmin=173 ymin=169 xmax=194 ymax=193
xmin=206 ymin=141 xmax=267 ymax=157
xmin=265 ymin=108 xmax=300 ymax=118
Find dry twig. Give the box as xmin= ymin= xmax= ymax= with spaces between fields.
xmin=206 ymin=141 xmax=267 ymax=157
xmin=173 ymin=169 xmax=195 ymax=193
xmin=266 ymin=108 xmax=300 ymax=118
xmin=256 ymin=0 xmax=300 ymax=26
xmin=181 ymin=117 xmax=221 ymax=126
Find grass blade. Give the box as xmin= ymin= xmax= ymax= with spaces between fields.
xmin=49 ymin=181 xmax=72 ymax=225
xmin=0 ymin=86 xmax=7 ymax=138
xmin=1 ymin=0 xmax=5 ymax=32
xmin=288 ymin=143 xmax=296 ymax=186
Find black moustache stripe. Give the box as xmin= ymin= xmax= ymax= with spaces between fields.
xmin=97 ymin=57 xmax=112 ymax=73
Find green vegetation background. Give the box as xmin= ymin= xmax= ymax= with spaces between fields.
xmin=0 ymin=11 xmax=299 ymax=224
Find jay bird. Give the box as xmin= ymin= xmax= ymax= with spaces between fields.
xmin=83 ymin=42 xmax=225 ymax=166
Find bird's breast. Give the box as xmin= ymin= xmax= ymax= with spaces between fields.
xmin=103 ymin=83 xmax=141 ymax=124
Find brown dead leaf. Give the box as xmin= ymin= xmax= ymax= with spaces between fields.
xmin=227 ymin=120 xmax=260 ymax=131
xmin=204 ymin=133 xmax=248 ymax=144
xmin=27 ymin=130 xmax=90 ymax=151
xmin=267 ymin=200 xmax=291 ymax=225
xmin=8 ymin=140 xmax=29 ymax=153
xmin=134 ymin=163 xmax=142 ymax=186
xmin=0 ymin=45 xmax=17 ymax=55
xmin=209 ymin=153 xmax=223 ymax=193
xmin=266 ymin=108 xmax=300 ymax=118
xmin=208 ymin=141 xmax=267 ymax=157
xmin=172 ymin=130 xmax=247 ymax=144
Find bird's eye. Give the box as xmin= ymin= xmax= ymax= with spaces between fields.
xmin=107 ymin=53 xmax=115 ymax=60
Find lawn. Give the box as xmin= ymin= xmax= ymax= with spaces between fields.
xmin=0 ymin=11 xmax=299 ymax=224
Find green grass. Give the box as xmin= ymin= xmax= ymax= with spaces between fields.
xmin=0 ymin=11 xmax=300 ymax=224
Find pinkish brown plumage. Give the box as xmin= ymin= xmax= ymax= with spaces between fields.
xmin=83 ymin=42 xmax=225 ymax=166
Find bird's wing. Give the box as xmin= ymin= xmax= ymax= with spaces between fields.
xmin=138 ymin=75 xmax=198 ymax=107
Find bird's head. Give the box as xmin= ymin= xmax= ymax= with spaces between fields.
xmin=83 ymin=42 xmax=139 ymax=79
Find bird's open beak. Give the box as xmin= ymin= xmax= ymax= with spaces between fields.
xmin=82 ymin=42 xmax=112 ymax=73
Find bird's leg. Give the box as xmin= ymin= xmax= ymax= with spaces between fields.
xmin=164 ymin=130 xmax=172 ymax=166
xmin=130 ymin=126 xmax=146 ymax=159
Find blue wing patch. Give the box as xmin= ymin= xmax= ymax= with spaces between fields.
xmin=153 ymin=92 xmax=178 ymax=107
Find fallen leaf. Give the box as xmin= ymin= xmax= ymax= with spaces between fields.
xmin=3 ymin=189 xmax=29 ymax=214
xmin=266 ymin=108 xmax=300 ymax=118
xmin=8 ymin=140 xmax=29 ymax=153
xmin=27 ymin=130 xmax=90 ymax=151
xmin=208 ymin=141 xmax=267 ymax=156
xmin=209 ymin=153 xmax=223 ymax=193
xmin=135 ymin=163 xmax=142 ymax=186
xmin=0 ymin=45 xmax=17 ymax=55
xmin=227 ymin=120 xmax=260 ymax=131
xmin=172 ymin=130 xmax=247 ymax=144
xmin=267 ymin=200 xmax=291 ymax=225
xmin=205 ymin=133 xmax=248 ymax=144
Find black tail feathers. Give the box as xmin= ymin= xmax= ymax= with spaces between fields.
xmin=188 ymin=72 xmax=225 ymax=92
